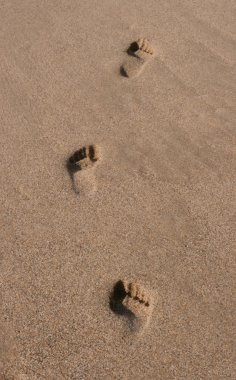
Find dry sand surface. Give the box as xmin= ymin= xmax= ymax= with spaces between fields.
xmin=0 ymin=0 xmax=236 ymax=379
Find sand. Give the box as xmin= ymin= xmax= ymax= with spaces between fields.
xmin=0 ymin=0 xmax=235 ymax=379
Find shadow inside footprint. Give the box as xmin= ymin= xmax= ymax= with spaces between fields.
xmin=67 ymin=157 xmax=81 ymax=173
xmin=110 ymin=280 xmax=135 ymax=319
xmin=127 ymin=41 xmax=140 ymax=56
xmin=120 ymin=66 xmax=128 ymax=77
xmin=66 ymin=156 xmax=81 ymax=190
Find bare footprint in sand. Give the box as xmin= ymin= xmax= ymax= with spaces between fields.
xmin=121 ymin=38 xmax=155 ymax=78
xmin=110 ymin=280 xmax=153 ymax=335
xmin=68 ymin=145 xmax=101 ymax=195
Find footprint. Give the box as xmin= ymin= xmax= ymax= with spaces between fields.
xmin=121 ymin=38 xmax=155 ymax=78
xmin=110 ymin=280 xmax=153 ymax=335
xmin=67 ymin=145 xmax=101 ymax=195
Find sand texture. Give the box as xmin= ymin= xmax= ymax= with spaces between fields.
xmin=0 ymin=0 xmax=236 ymax=379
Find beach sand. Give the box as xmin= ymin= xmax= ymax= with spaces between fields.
xmin=0 ymin=1 xmax=235 ymax=379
